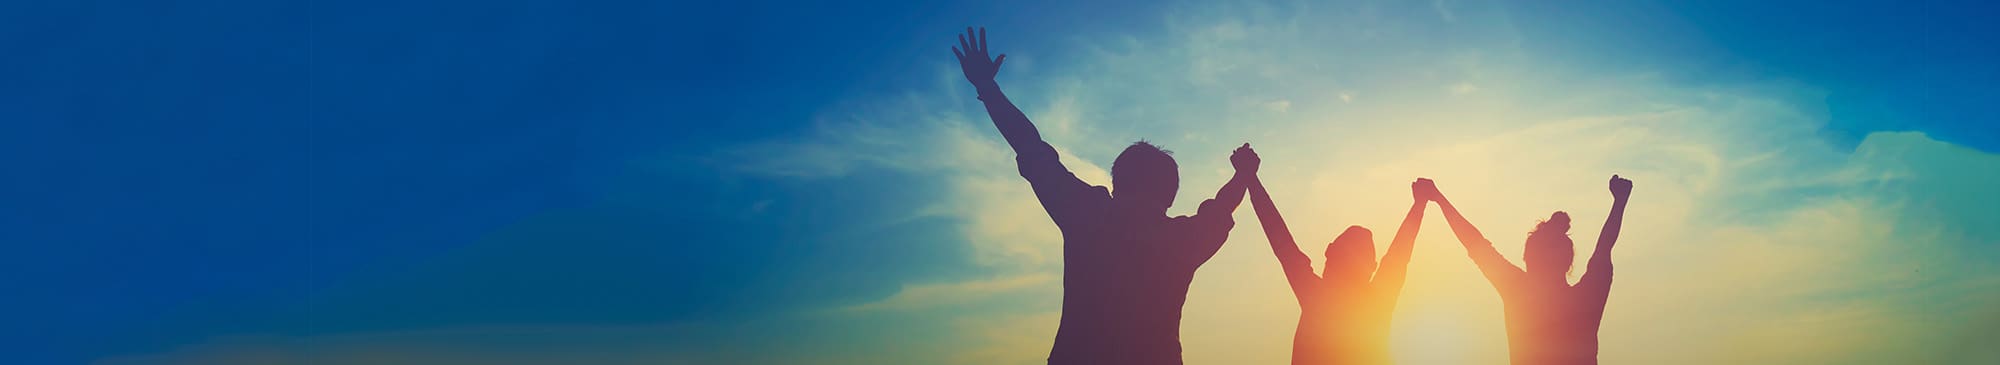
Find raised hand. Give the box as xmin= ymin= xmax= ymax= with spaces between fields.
xmin=1609 ymin=174 xmax=1633 ymax=201
xmin=1583 ymin=174 xmax=1634 ymax=289
xmin=1231 ymin=143 xmax=1260 ymax=176
xmin=953 ymin=27 xmax=1007 ymax=87
xmin=1412 ymin=178 xmax=1440 ymax=202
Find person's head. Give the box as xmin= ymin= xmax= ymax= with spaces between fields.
xmin=1523 ymin=211 xmax=1574 ymax=279
xmin=1111 ymin=141 xmax=1179 ymax=214
xmin=1323 ymin=225 xmax=1378 ymax=283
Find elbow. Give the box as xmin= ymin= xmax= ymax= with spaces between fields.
xmin=1280 ymin=253 xmax=1312 ymax=267
xmin=1017 ymin=146 xmax=1058 ymax=161
xmin=1588 ymin=260 xmax=1614 ymax=273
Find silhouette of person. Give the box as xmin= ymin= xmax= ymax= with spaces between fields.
xmin=1431 ymin=175 xmax=1632 ymax=365
xmin=953 ymin=27 xmax=1255 ymax=365
xmin=1248 ymin=172 xmax=1436 ymax=365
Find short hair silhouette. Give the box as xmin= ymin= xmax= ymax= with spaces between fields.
xmin=1323 ymin=225 xmax=1378 ymax=282
xmin=1112 ymin=141 xmax=1179 ymax=210
xmin=1524 ymin=211 xmax=1574 ymax=277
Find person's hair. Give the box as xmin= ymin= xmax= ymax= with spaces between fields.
xmin=1111 ymin=141 xmax=1179 ymax=208
xmin=1524 ymin=211 xmax=1575 ymax=277
xmin=1324 ymin=225 xmax=1378 ymax=281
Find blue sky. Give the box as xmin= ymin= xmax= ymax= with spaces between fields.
xmin=2 ymin=0 xmax=1996 ymax=364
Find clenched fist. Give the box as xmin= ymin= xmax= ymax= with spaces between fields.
xmin=1609 ymin=175 xmax=1633 ymax=201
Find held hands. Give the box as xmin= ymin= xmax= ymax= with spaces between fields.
xmin=1609 ymin=174 xmax=1633 ymax=201
xmin=953 ymin=27 xmax=1006 ymax=87
xmin=1231 ymin=143 xmax=1260 ymax=176
xmin=1412 ymin=178 xmax=1441 ymax=202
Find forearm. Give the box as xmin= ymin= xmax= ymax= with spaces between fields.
xmin=1383 ymin=200 xmax=1426 ymax=262
xmin=1434 ymin=197 xmax=1490 ymax=247
xmin=973 ymin=82 xmax=1050 ymax=155
xmin=1212 ymin=171 xmax=1252 ymax=211
xmin=1249 ymin=177 xmax=1306 ymax=263
xmin=1591 ymin=199 xmax=1628 ymax=265
xmin=1373 ymin=200 xmax=1428 ymax=287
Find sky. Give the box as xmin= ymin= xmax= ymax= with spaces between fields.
xmin=2 ymin=0 xmax=1997 ymax=364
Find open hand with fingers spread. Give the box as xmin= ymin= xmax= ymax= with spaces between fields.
xmin=952 ymin=27 xmax=1007 ymax=88
xmin=1232 ymin=143 xmax=1260 ymax=176
xmin=1609 ymin=174 xmax=1633 ymax=201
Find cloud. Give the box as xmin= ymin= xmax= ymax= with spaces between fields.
xmin=841 ymin=273 xmax=1058 ymax=313
xmin=1448 ymin=82 xmax=1478 ymax=95
xmin=1433 ymin=0 xmax=1459 ymax=22
xmin=1263 ymin=99 xmax=1292 ymax=112
xmin=287 ymin=167 xmax=976 ymax=329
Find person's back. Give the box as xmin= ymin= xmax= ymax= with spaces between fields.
xmin=1048 ymin=212 xmax=1232 ymax=365
xmin=1497 ymin=279 xmax=1609 ymax=365
xmin=1292 ymin=282 xmax=1398 ymax=365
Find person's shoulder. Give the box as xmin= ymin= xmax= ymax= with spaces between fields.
xmin=1569 ymin=278 xmax=1613 ymax=292
xmin=1169 ymin=214 xmax=1233 ymax=243
xmin=1048 ymin=184 xmax=1110 ymax=203
xmin=1168 ymin=213 xmax=1218 ymax=226
xmin=1146 ymin=215 xmax=1194 ymax=234
xmin=1047 ymin=187 xmax=1111 ymax=218
xmin=1078 ymin=185 xmax=1112 ymax=206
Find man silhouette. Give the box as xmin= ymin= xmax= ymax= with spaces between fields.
xmin=1246 ymin=174 xmax=1436 ymax=365
xmin=953 ymin=27 xmax=1255 ymax=365
xmin=1431 ymin=175 xmax=1633 ymax=365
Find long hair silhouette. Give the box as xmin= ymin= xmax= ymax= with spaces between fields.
xmin=1432 ymin=175 xmax=1633 ymax=365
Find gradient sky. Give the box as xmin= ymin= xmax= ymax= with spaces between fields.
xmin=5 ymin=0 xmax=1998 ymax=364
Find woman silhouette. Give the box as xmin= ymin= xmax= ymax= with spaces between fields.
xmin=1245 ymin=172 xmax=1437 ymax=365
xmin=1431 ymin=175 xmax=1632 ymax=365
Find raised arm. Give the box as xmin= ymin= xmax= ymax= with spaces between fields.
xmin=954 ymin=28 xmax=1049 ymax=163
xmin=1370 ymin=178 xmax=1434 ymax=300
xmin=1578 ymin=175 xmax=1631 ymax=290
xmin=1431 ymin=183 xmax=1524 ymax=290
xmin=1205 ymin=144 xmax=1258 ymax=216
xmin=954 ymin=27 xmax=1101 ymax=221
xmin=1181 ymin=144 xmax=1259 ymax=265
xmin=1246 ymin=167 xmax=1319 ymax=302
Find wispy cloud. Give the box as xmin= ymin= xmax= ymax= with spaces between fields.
xmin=841 ymin=273 xmax=1058 ymax=313
xmin=1448 ymin=82 xmax=1478 ymax=95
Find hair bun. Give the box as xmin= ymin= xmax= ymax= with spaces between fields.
xmin=1542 ymin=211 xmax=1572 ymax=233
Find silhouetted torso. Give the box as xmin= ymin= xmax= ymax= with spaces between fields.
xmin=1291 ymin=281 xmax=1397 ymax=365
xmin=1495 ymin=276 xmax=1611 ymax=365
xmin=1020 ymin=157 xmax=1234 ymax=365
